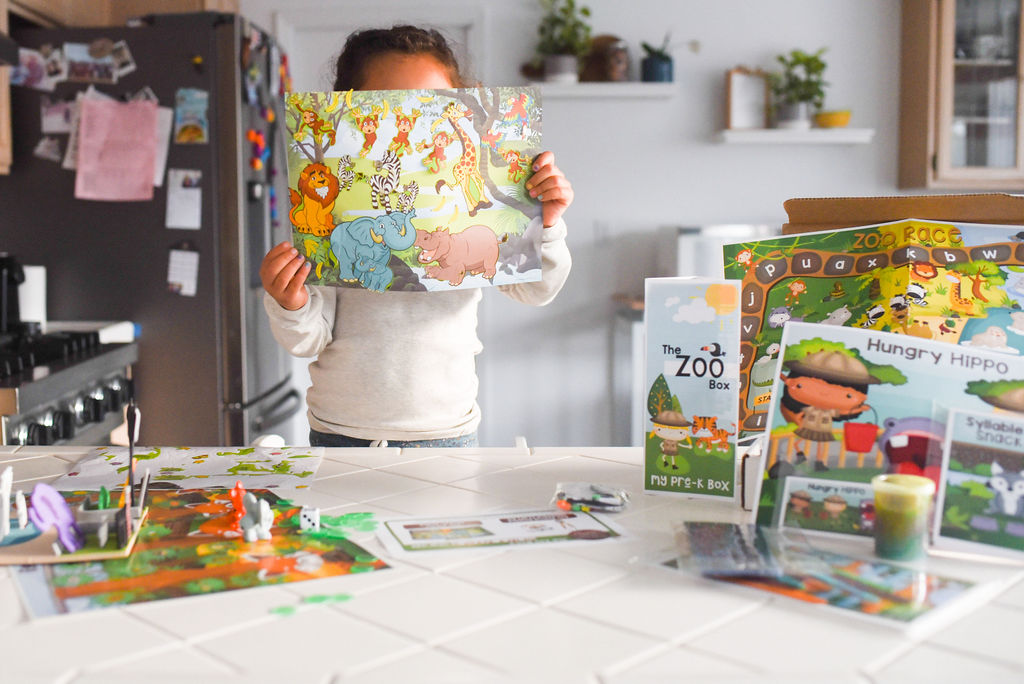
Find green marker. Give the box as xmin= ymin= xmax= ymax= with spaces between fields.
xmin=98 ymin=486 xmax=110 ymax=510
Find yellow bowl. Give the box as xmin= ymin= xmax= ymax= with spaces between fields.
xmin=814 ymin=110 xmax=851 ymax=128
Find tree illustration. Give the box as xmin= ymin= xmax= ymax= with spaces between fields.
xmin=949 ymin=260 xmax=1005 ymax=303
xmin=286 ymin=92 xmax=349 ymax=163
xmin=647 ymin=374 xmax=675 ymax=419
xmin=435 ymin=87 xmax=541 ymax=220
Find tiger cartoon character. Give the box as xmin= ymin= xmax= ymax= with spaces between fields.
xmin=690 ymin=415 xmax=720 ymax=452
xmin=289 ymin=162 xmax=341 ymax=236
xmin=712 ymin=423 xmax=737 ymax=453
xmin=388 ymin=107 xmax=422 ymax=157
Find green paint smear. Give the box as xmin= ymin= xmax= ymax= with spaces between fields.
xmin=302 ymin=593 xmax=352 ymax=604
xmin=269 ymin=605 xmax=297 ymax=616
xmin=216 ymin=447 xmax=256 ymax=456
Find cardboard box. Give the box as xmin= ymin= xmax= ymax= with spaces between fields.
xmin=782 ymin=193 xmax=1024 ymax=235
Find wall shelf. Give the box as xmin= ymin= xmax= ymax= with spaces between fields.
xmin=535 ymin=82 xmax=675 ymax=99
xmin=717 ymin=127 xmax=875 ymax=144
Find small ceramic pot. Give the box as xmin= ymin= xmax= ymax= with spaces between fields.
xmin=641 ymin=55 xmax=673 ymax=82
xmin=543 ymin=55 xmax=580 ymax=83
xmin=775 ymin=102 xmax=811 ymax=130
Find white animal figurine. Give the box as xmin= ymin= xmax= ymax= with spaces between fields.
xmin=240 ymin=492 xmax=274 ymax=542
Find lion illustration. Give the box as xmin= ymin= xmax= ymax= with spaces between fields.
xmin=289 ymin=162 xmax=340 ymax=236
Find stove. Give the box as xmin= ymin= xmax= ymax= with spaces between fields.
xmin=0 ymin=328 xmax=138 ymax=446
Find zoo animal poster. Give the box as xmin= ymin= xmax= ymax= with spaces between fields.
xmin=760 ymin=321 xmax=1024 ymax=532
xmin=935 ymin=409 xmax=1024 ymax=559
xmin=644 ymin=278 xmax=740 ymax=501
xmin=284 ymin=86 xmax=543 ymax=292
xmin=723 ymin=219 xmax=1024 ymax=436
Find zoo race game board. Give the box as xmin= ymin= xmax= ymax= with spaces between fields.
xmin=723 ymin=219 xmax=1024 ymax=435
xmin=644 ymin=278 xmax=740 ymax=501
xmin=760 ymin=321 xmax=1024 ymax=533
xmin=284 ymin=86 xmax=543 ymax=292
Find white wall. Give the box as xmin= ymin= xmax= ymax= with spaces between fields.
xmin=241 ymin=0 xmax=904 ymax=447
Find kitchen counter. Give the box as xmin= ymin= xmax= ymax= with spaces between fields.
xmin=1 ymin=445 xmax=1023 ymax=683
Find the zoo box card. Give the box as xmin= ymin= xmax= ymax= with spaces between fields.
xmin=284 ymin=86 xmax=543 ymax=293
xmin=759 ymin=320 xmax=1024 ymax=531
xmin=935 ymin=409 xmax=1024 ymax=559
xmin=723 ymin=218 xmax=1024 ymax=436
xmin=644 ymin=277 xmax=740 ymax=501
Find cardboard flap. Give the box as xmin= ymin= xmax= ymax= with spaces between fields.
xmin=783 ymin=193 xmax=1024 ymax=234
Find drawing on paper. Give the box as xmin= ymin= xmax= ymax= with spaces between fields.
xmin=284 ymin=87 xmax=543 ymax=292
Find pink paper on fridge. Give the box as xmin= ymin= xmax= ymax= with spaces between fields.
xmin=74 ymin=99 xmax=158 ymax=201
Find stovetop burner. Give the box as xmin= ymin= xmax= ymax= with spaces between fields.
xmin=0 ymin=327 xmax=103 ymax=379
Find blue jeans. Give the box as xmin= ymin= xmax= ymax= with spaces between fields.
xmin=309 ymin=428 xmax=479 ymax=449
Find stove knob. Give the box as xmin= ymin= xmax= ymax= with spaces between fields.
xmin=85 ymin=396 xmax=105 ymax=422
xmin=52 ymin=409 xmax=75 ymax=440
xmin=27 ymin=422 xmax=55 ymax=446
xmin=103 ymin=386 xmax=123 ymax=413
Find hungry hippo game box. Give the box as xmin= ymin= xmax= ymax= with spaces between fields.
xmin=760 ymin=320 xmax=1024 ymax=534
xmin=644 ymin=277 xmax=740 ymax=501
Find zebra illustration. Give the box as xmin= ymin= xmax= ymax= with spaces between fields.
xmin=336 ymin=155 xmax=355 ymax=191
xmin=396 ymin=181 xmax=419 ymax=213
xmin=370 ymin=150 xmax=401 ymax=211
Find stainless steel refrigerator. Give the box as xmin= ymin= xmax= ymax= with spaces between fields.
xmin=0 ymin=12 xmax=300 ymax=445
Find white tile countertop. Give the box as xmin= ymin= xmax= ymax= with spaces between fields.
xmin=2 ymin=445 xmax=1023 ymax=683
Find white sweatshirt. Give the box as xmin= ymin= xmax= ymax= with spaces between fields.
xmin=264 ymin=217 xmax=571 ymax=440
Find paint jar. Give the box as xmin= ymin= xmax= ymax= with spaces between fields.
xmin=871 ymin=474 xmax=935 ymax=561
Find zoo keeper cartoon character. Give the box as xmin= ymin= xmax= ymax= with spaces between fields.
xmin=778 ymin=349 xmax=877 ymax=459
xmin=650 ymin=410 xmax=693 ymax=472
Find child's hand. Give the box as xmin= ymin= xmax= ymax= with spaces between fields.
xmin=527 ymin=151 xmax=574 ymax=228
xmin=260 ymin=241 xmax=311 ymax=311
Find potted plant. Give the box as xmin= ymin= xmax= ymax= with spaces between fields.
xmin=535 ymin=0 xmax=592 ymax=83
xmin=768 ymin=48 xmax=827 ymax=129
xmin=640 ymin=32 xmax=673 ymax=82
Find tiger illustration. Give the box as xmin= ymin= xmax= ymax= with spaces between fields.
xmin=691 ymin=415 xmax=719 ymax=452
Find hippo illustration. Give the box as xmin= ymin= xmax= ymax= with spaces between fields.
xmin=415 ymin=225 xmax=505 ymax=286
xmin=877 ymin=416 xmax=945 ymax=484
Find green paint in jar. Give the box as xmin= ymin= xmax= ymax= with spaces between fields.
xmin=871 ymin=474 xmax=935 ymax=561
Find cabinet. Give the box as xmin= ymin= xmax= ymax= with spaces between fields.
xmin=900 ymin=0 xmax=1024 ymax=189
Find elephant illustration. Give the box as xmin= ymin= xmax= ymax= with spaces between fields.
xmin=330 ymin=209 xmax=418 ymax=292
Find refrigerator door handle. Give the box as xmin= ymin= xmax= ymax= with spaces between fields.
xmin=225 ymin=374 xmax=292 ymax=412
xmin=254 ymin=389 xmax=303 ymax=433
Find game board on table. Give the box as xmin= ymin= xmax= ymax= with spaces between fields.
xmin=723 ymin=218 xmax=1024 ymax=434
xmin=13 ymin=487 xmax=387 ymax=618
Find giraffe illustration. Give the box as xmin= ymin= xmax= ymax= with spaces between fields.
xmin=944 ymin=272 xmax=975 ymax=316
xmin=434 ymin=102 xmax=492 ymax=217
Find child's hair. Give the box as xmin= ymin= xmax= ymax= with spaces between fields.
xmin=332 ymin=25 xmax=467 ymax=90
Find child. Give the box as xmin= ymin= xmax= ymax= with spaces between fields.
xmin=260 ymin=26 xmax=574 ymax=448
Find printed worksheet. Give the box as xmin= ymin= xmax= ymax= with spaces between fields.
xmin=377 ymin=508 xmax=622 ymax=554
